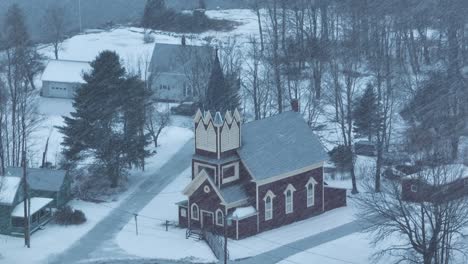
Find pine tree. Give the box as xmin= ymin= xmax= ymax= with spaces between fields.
xmin=121 ymin=76 xmax=151 ymax=169
xmin=141 ymin=0 xmax=167 ymax=29
xmin=205 ymin=52 xmax=240 ymax=113
xmin=353 ymin=84 xmax=379 ymax=141
xmin=59 ymin=51 xmax=132 ymax=187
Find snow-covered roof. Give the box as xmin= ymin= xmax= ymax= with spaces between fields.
xmin=6 ymin=167 xmax=67 ymax=192
xmin=237 ymin=111 xmax=328 ymax=181
xmin=150 ymin=43 xmax=213 ymax=74
xmin=0 ymin=176 xmax=21 ymax=205
xmin=41 ymin=59 xmax=91 ymax=84
xmin=232 ymin=206 xmax=256 ymax=219
xmin=405 ymin=164 xmax=468 ymax=185
xmin=11 ymin=197 xmax=53 ymax=218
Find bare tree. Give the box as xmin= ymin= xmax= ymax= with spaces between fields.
xmin=356 ymin=161 xmax=468 ymax=264
xmin=146 ymin=106 xmax=171 ymax=148
xmin=178 ymin=45 xmax=213 ymax=104
xmin=0 ymin=79 xmax=7 ymax=175
xmin=42 ymin=5 xmax=67 ymax=60
xmin=244 ymin=36 xmax=273 ymax=120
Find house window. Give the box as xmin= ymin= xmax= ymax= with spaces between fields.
xmin=216 ymin=209 xmax=224 ymax=226
xmin=307 ymin=183 xmax=315 ymax=207
xmin=222 ymin=163 xmax=239 ymax=184
xmin=191 ymin=203 xmax=199 ymax=220
xmin=263 ymin=190 xmax=275 ymax=221
xmin=284 ymin=184 xmax=296 ymax=214
xmin=285 ymin=190 xmax=293 ymax=214
xmin=265 ymin=196 xmax=272 ymax=220
xmin=181 ymin=208 xmax=187 ymax=218
xmin=195 ymin=163 xmax=216 ymax=178
xmin=411 ymin=184 xmax=418 ymax=192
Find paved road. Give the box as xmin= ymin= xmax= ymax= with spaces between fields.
xmin=235 ymin=220 xmax=362 ymax=264
xmin=47 ymin=139 xmax=195 ymax=264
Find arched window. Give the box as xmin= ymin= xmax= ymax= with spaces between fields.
xmin=216 ymin=209 xmax=224 ymax=226
xmin=191 ymin=203 xmax=199 ymax=220
xmin=307 ymin=183 xmax=315 ymax=207
xmin=265 ymin=196 xmax=272 ymax=220
xmin=263 ymin=190 xmax=276 ymax=221
xmin=284 ymin=184 xmax=296 ymax=214
xmin=285 ymin=190 xmax=293 ymax=214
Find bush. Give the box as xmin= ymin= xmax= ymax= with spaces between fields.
xmin=143 ymin=32 xmax=155 ymax=43
xmin=329 ymin=145 xmax=353 ymax=170
xmin=55 ymin=206 xmax=87 ymax=225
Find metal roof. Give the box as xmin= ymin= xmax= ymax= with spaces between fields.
xmin=5 ymin=167 xmax=67 ymax=192
xmin=149 ymin=43 xmax=213 ymax=74
xmin=237 ymin=111 xmax=328 ymax=181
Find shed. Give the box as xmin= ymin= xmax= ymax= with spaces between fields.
xmin=41 ymin=59 xmax=91 ymax=99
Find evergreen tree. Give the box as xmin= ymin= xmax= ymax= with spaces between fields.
xmin=353 ymin=84 xmax=379 ymax=141
xmin=205 ymin=52 xmax=240 ymax=113
xmin=141 ymin=0 xmax=167 ymax=29
xmin=59 ymin=51 xmax=150 ymax=187
xmin=121 ymin=76 xmax=151 ymax=169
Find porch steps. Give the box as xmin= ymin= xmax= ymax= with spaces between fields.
xmin=186 ymin=228 xmax=203 ymax=240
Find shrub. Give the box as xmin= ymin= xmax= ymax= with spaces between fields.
xmin=329 ymin=145 xmax=353 ymax=171
xmin=143 ymin=32 xmax=155 ymax=43
xmin=55 ymin=206 xmax=87 ymax=225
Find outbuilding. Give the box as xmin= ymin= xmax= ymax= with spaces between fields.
xmin=41 ymin=59 xmax=91 ymax=99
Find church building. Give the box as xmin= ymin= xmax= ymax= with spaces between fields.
xmin=177 ymin=108 xmax=347 ymax=240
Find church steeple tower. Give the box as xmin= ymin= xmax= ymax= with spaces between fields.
xmin=194 ymin=109 xmax=241 ymax=159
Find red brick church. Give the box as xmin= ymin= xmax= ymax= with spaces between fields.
xmin=177 ymin=108 xmax=347 ymax=239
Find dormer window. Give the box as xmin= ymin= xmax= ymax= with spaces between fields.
xmin=411 ymin=184 xmax=418 ymax=192
xmin=222 ymin=163 xmax=239 ymax=184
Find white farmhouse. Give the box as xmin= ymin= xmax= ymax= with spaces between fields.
xmin=41 ymin=60 xmax=91 ymax=99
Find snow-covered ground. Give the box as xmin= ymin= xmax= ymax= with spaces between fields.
xmin=0 ymin=124 xmax=193 ymax=264
xmin=228 ymin=204 xmax=356 ymax=260
xmin=115 ymin=168 xmax=217 ymax=263
xmin=278 ymin=232 xmax=395 ymax=264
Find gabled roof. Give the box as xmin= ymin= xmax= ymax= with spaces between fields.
xmin=183 ymin=170 xmax=250 ymax=205
xmin=0 ymin=176 xmax=21 ymax=205
xmin=41 ymin=59 xmax=91 ymax=84
xmin=149 ymin=43 xmax=213 ymax=74
xmin=5 ymin=167 xmax=67 ymax=192
xmin=237 ymin=111 xmax=328 ymax=181
xmin=404 ymin=164 xmax=468 ymax=185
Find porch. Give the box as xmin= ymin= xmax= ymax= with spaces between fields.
xmin=10 ymin=197 xmax=54 ymax=236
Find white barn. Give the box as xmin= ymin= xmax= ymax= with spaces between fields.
xmin=41 ymin=60 xmax=91 ymax=99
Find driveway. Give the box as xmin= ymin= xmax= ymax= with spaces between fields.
xmin=47 ymin=139 xmax=195 ymax=264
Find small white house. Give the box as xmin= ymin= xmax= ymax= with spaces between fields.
xmin=41 ymin=60 xmax=91 ymax=99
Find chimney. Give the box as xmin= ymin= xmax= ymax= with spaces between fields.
xmin=291 ymin=99 xmax=299 ymax=112
xmin=181 ymin=35 xmax=186 ymax=46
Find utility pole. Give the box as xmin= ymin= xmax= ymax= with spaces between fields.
xmin=224 ymin=217 xmax=228 ymax=264
xmin=22 ymin=150 xmax=30 ymax=248
xmin=134 ymin=213 xmax=139 ymax=236
xmin=78 ymin=0 xmax=83 ymax=33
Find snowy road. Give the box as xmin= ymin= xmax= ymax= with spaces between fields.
xmin=235 ymin=220 xmax=362 ymax=264
xmin=47 ymin=139 xmax=195 ymax=264
xmin=79 ymin=220 xmax=362 ymax=264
